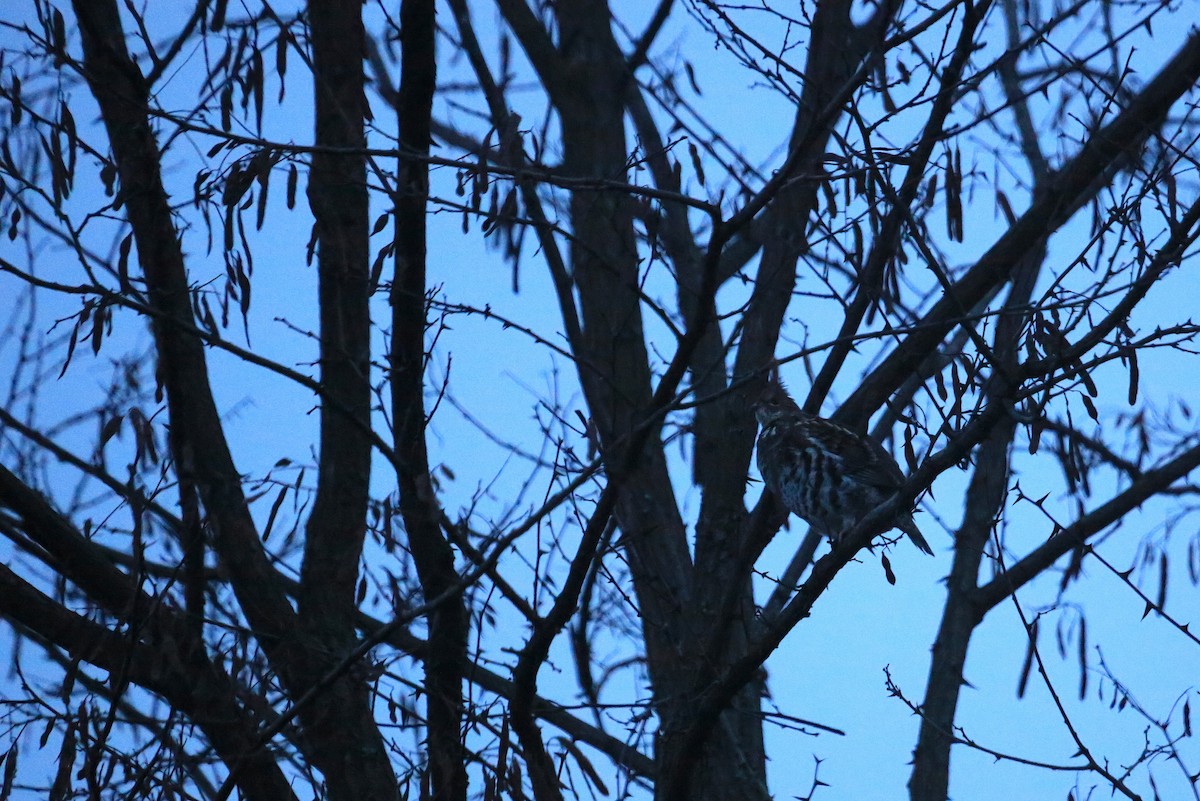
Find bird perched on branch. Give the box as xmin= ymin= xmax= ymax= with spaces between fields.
xmin=754 ymin=382 xmax=934 ymax=555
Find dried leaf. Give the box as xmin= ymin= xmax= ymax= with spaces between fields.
xmin=370 ymin=242 xmax=393 ymax=292
xmin=1 ymin=740 xmax=18 ymax=801
xmin=59 ymin=101 xmax=76 ymax=187
xmin=933 ymin=368 xmax=947 ymax=401
xmin=508 ymin=758 xmax=525 ymax=801
xmin=683 ymin=61 xmax=702 ymax=95
xmin=881 ymin=553 xmax=896 ymax=585
xmin=556 ymin=737 xmax=609 ymax=796
xmin=9 ymin=73 xmax=21 ymax=125
xmin=222 ymin=164 xmax=253 ymax=208
xmin=372 ymin=212 xmax=390 ymax=236
xmin=922 ymin=173 xmax=938 ymax=209
xmin=1028 ymin=412 xmax=1043 ymax=455
xmin=1127 ymin=347 xmax=1139 ymax=405
xmin=49 ymin=721 xmax=75 ymax=801
xmin=945 ymin=146 xmax=963 ymax=242
xmin=1164 ymin=168 xmax=1178 ymax=220
xmin=1158 ymin=551 xmax=1168 ymax=611
xmin=1081 ymin=395 xmax=1099 ymax=423
xmin=262 ymin=485 xmax=288 ymax=542
xmin=276 ymin=32 xmax=289 ymax=101
xmin=1017 ymin=619 xmax=1038 ymax=698
xmin=59 ymin=307 xmax=83 ymax=378
xmin=1076 ymin=361 xmax=1098 ymax=397
xmin=688 ymin=141 xmax=705 ymax=187
xmin=822 ymin=180 xmax=837 ymax=217
xmin=220 ymin=84 xmax=233 ymax=131
xmin=255 ymin=164 xmax=270 ymax=230
xmin=996 ymin=189 xmax=1017 ymax=226
xmin=51 ymin=10 xmax=66 ymax=58
xmin=286 ymin=163 xmax=298 ymax=209
xmin=117 ymin=233 xmax=133 ymax=289
xmin=1077 ymin=616 xmax=1087 ymax=699
xmin=99 ymin=414 xmax=123 ymax=448
xmin=90 ymin=302 xmax=106 ymax=355
xmin=251 ymin=49 xmax=264 ymax=131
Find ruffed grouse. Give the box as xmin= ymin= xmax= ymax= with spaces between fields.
xmin=754 ymin=382 xmax=933 ymax=555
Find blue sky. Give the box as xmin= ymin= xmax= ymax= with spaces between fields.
xmin=1 ymin=1 xmax=1200 ymax=799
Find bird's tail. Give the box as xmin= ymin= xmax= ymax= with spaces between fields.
xmin=897 ymin=515 xmax=934 ymax=555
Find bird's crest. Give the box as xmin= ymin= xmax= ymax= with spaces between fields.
xmin=754 ymin=380 xmax=802 ymax=426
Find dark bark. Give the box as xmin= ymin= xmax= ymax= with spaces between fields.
xmin=550 ymin=0 xmax=697 ymax=714
xmin=907 ymin=226 xmax=1043 ymax=800
xmin=70 ymin=0 xmax=300 ymax=662
xmin=3 ymin=2 xmax=1197 ymax=799
xmin=489 ymin=5 xmax=696 ymax=791
xmin=0 ymin=469 xmax=296 ymax=801
xmin=0 ymin=566 xmax=299 ymax=801
xmin=664 ymin=5 xmax=897 ymax=797
xmin=911 ymin=416 xmax=1200 ymax=801
xmin=908 ymin=417 xmax=1016 ymax=801
xmin=905 ymin=7 xmax=1052 ymax=788
xmin=805 ymin=0 xmax=986 ymax=413
xmin=300 ymin=2 xmax=399 ymax=799
xmin=658 ymin=385 xmax=1027 ymax=801
xmin=837 ymin=30 xmax=1200 ymax=427
xmin=909 ymin=191 xmax=1200 ymax=800
xmin=301 ymin=0 xmax=372 ymax=647
xmin=73 ymin=1 xmax=397 ymax=797
xmin=390 ymin=2 xmax=469 ymax=800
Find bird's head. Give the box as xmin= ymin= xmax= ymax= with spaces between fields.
xmin=753 ymin=381 xmax=802 ymax=427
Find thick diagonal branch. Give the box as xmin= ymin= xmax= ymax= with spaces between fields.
xmin=837 ymin=30 xmax=1200 ymax=426
xmin=0 ymin=474 xmax=296 ymax=801
xmin=70 ymin=0 xmax=299 ymax=669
